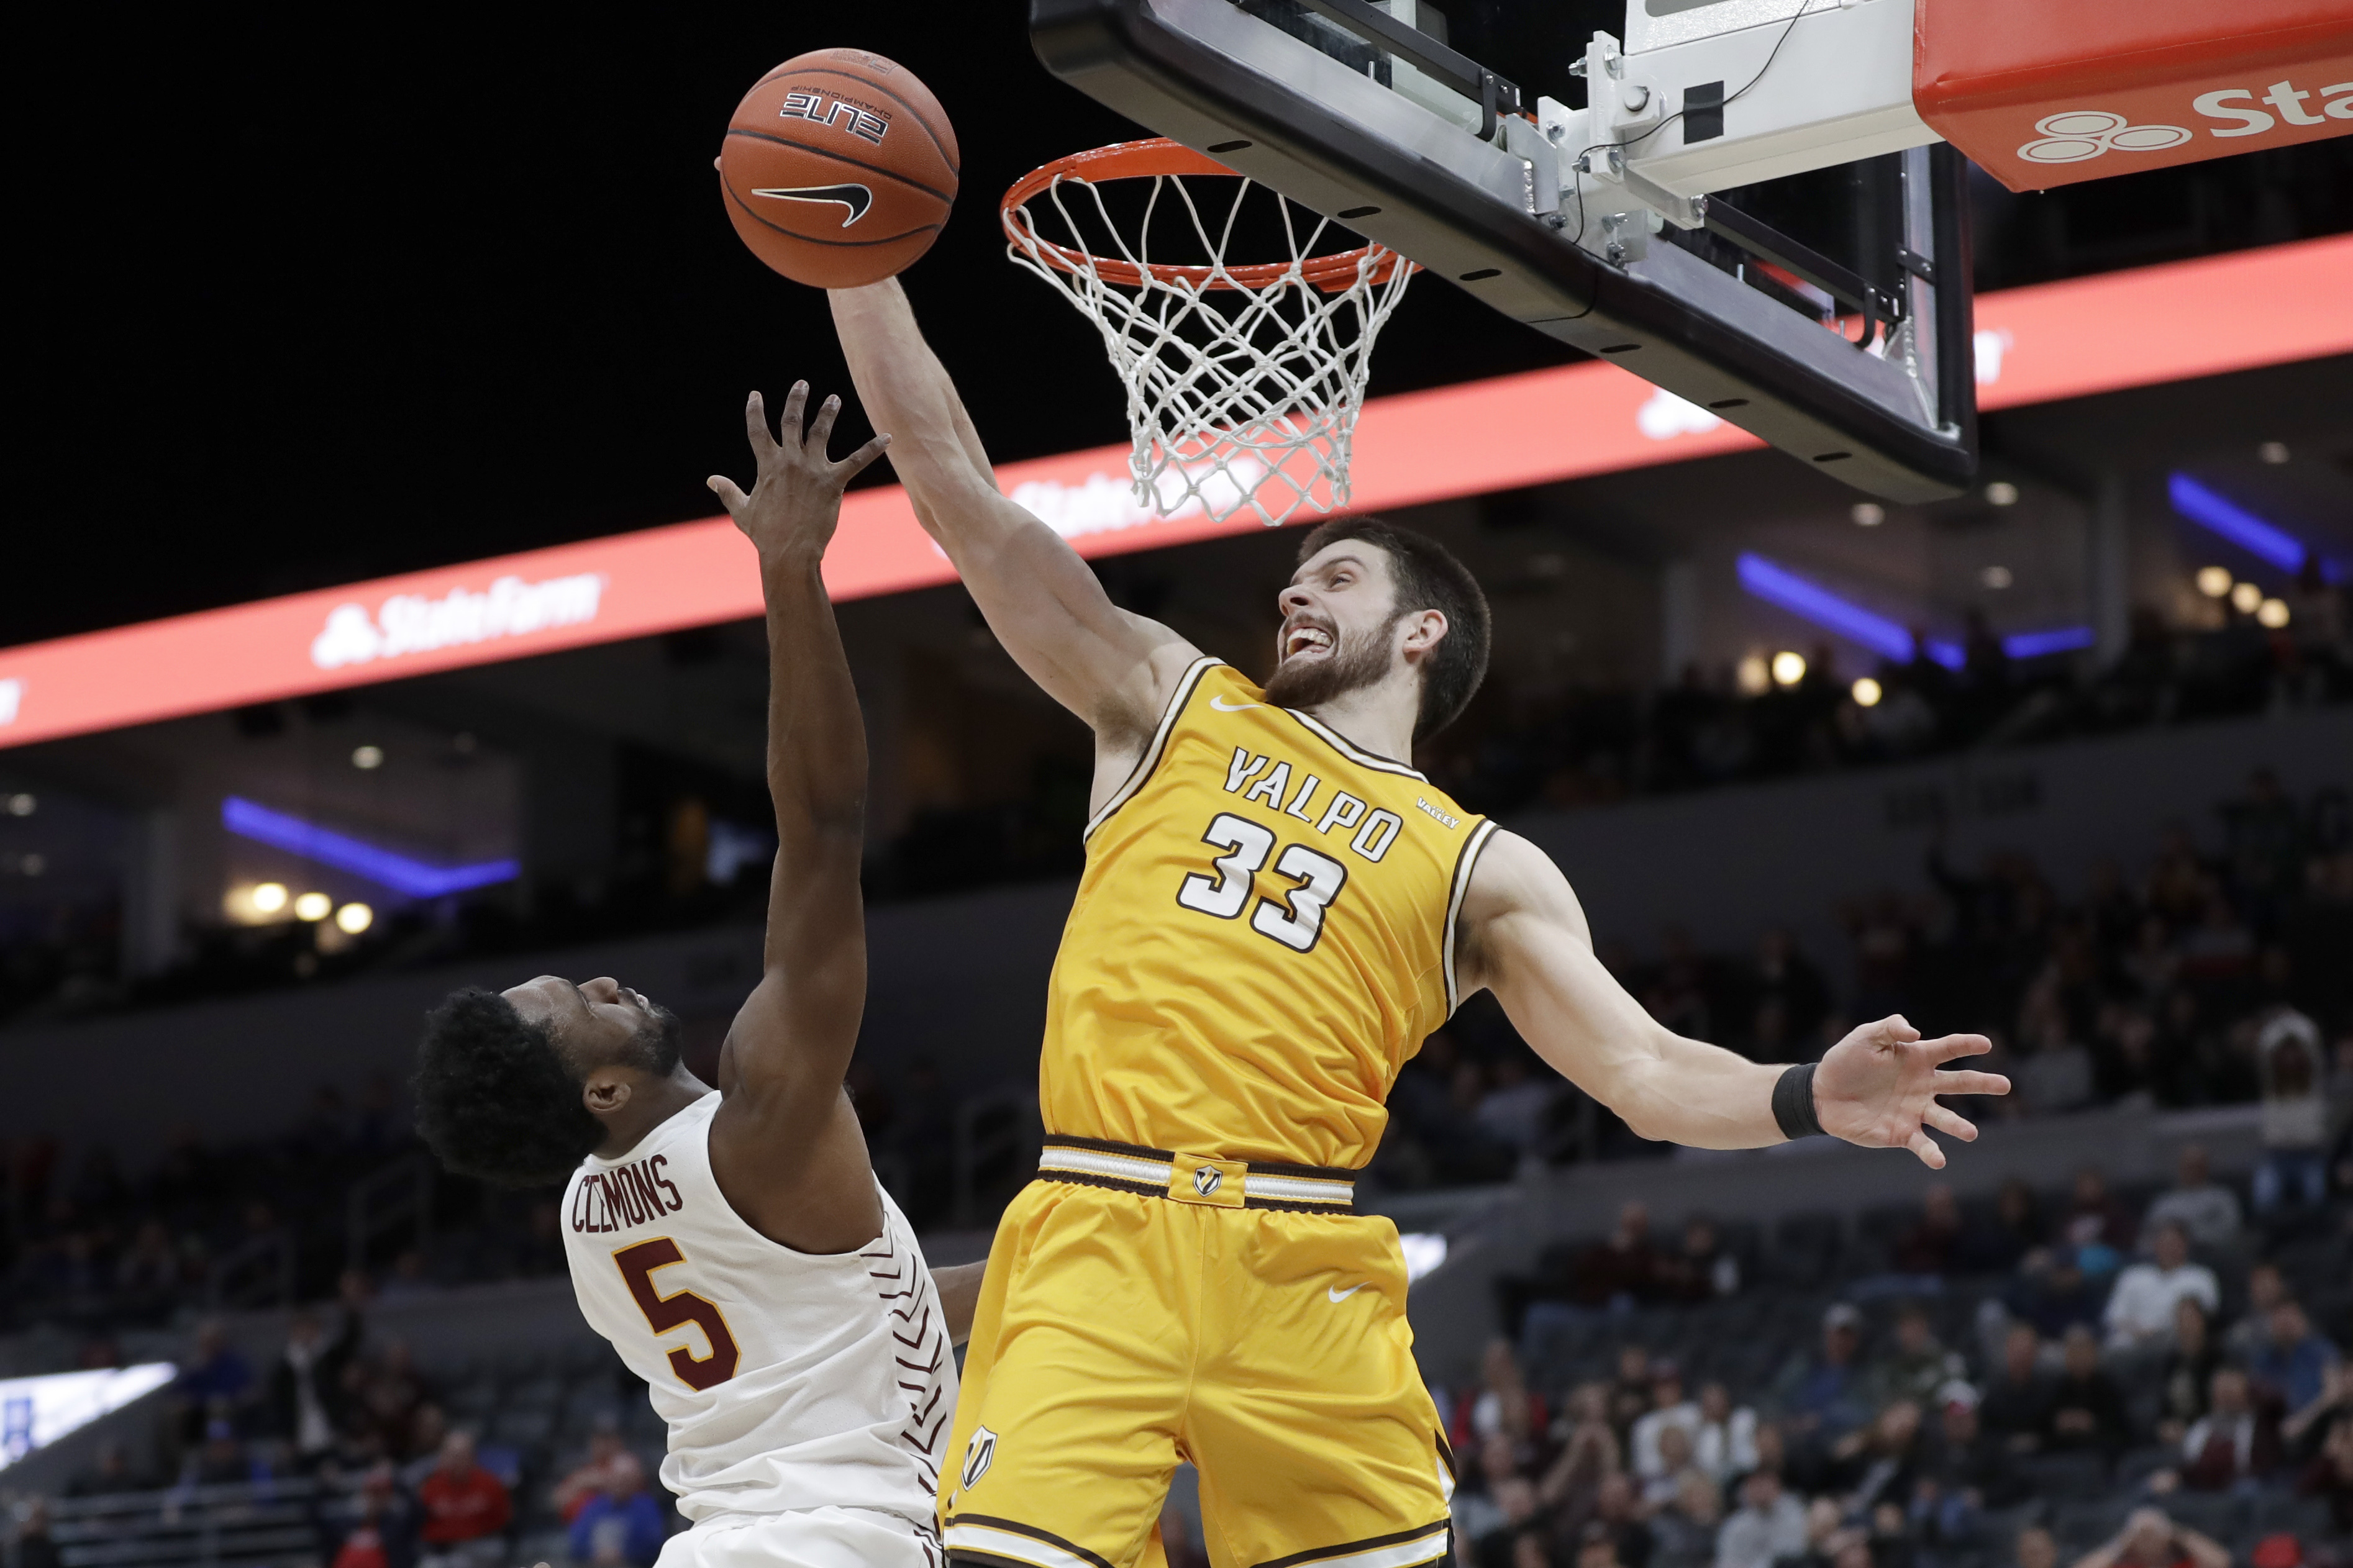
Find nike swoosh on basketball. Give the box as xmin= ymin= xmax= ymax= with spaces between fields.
xmin=1209 ymin=696 xmax=1261 ymax=711
xmin=1327 ymin=1283 xmax=1365 ymax=1303
xmin=750 ymin=183 xmax=873 ymax=227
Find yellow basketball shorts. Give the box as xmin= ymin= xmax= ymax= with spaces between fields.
xmin=937 ymin=1141 xmax=1456 ymax=1568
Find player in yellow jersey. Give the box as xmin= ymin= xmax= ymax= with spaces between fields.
xmin=832 ymin=279 xmax=2009 ymax=1568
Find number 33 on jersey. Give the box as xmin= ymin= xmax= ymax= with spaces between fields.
xmin=1042 ymin=659 xmax=1496 ymax=1171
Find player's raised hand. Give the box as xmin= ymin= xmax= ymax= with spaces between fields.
xmin=1813 ymin=1015 xmax=2007 ymax=1168
xmin=706 ymin=383 xmax=891 ymax=565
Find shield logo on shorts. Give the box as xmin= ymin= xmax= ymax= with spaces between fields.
xmin=961 ymin=1426 xmax=998 ymax=1490
xmin=1193 ymin=1167 xmax=1222 ymax=1197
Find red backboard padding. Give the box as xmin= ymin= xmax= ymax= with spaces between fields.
xmin=1914 ymin=0 xmax=2353 ymax=192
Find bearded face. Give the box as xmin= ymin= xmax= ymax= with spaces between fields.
xmin=1262 ymin=603 xmax=1404 ymax=710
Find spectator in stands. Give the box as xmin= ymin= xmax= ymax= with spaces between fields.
xmin=2298 ymin=1415 xmax=2353 ymax=1536
xmin=1539 ymin=1382 xmax=1623 ymax=1508
xmin=1867 ymin=1304 xmax=1965 ymax=1408
xmin=2173 ymin=1367 xmax=2283 ymax=1491
xmin=565 ymin=1451 xmax=666 ymax=1568
xmin=320 ymin=1462 xmax=418 ymax=1568
xmin=398 ymin=1406 xmax=450 ymax=1490
xmin=1641 ymin=1425 xmax=1703 ymax=1508
xmin=1646 ymin=1468 xmax=1722 ymax=1568
xmin=1691 ymin=1382 xmax=1759 ymax=1486
xmin=1891 ymin=1187 xmax=1962 ymax=1277
xmin=1953 ymin=1180 xmax=2044 ymax=1276
xmin=2137 ymin=1146 xmax=2241 ymax=1251
xmin=1470 ymin=1338 xmax=1547 ymax=1473
xmin=2069 ymin=1508 xmax=2229 ymax=1568
xmin=271 ymin=1277 xmax=365 ymax=1469
xmin=1663 ymin=1215 xmax=1740 ymax=1301
xmin=551 ymin=1418 xmax=629 ymax=1524
xmin=1576 ymin=1203 xmax=1664 ymax=1310
xmin=416 ymin=1431 xmax=511 ymax=1568
xmin=1714 ymin=1467 xmax=1808 ymax=1568
xmin=2246 ymin=1298 xmax=2343 ymax=1413
xmin=1477 ymin=1052 xmax=1558 ymax=1159
xmin=1610 ymin=1345 xmax=1659 ymax=1438
xmin=2283 ymin=1360 xmax=2352 ymax=1456
xmin=2224 ymin=1264 xmax=2289 ymax=1362
xmin=2060 ymin=1168 xmax=2134 ymax=1260
xmin=171 ymin=1319 xmax=253 ymax=1443
xmin=1920 ymin=1382 xmax=2014 ymax=1504
xmin=2101 ymin=1221 xmax=2218 ymax=1353
xmin=1829 ymin=1400 xmax=1925 ymax=1513
xmin=2043 ymin=1325 xmax=2129 ymax=1456
xmin=1778 ymin=1303 xmax=1869 ymax=1441
xmin=2254 ymin=1006 xmax=2331 ymax=1213
xmin=179 ymin=1416 xmax=269 ymax=1487
xmin=356 ymin=1341 xmax=434 ymax=1459
xmin=2010 ymin=1525 xmax=2057 ymax=1568
xmin=1583 ymin=1472 xmax=1654 ymax=1568
xmin=8 ymin=1500 xmax=60 ymax=1568
xmin=1631 ymin=1365 xmax=1703 ymax=1482
xmin=114 ymin=1219 xmax=182 ymax=1311
xmin=2155 ymin=1300 xmax=2223 ymax=1446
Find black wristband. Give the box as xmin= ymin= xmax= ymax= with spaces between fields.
xmin=1773 ymin=1062 xmax=1826 ymax=1140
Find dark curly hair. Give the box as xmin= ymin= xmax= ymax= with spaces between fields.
xmin=412 ymin=987 xmax=603 ymax=1187
xmin=1296 ymin=516 xmax=1491 ymax=738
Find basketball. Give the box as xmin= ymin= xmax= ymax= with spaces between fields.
xmin=717 ymin=49 xmax=958 ymax=289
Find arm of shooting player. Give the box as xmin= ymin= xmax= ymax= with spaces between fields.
xmin=828 ymin=280 xmax=1199 ymax=751
xmin=703 ymin=384 xmax=895 ymax=1254
xmin=1456 ymin=832 xmax=2006 ymax=1163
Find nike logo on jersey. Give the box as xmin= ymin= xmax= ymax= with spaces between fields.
xmin=1209 ymin=695 xmax=1262 ymax=711
xmin=751 ymin=183 xmax=873 ymax=227
xmin=1328 ymin=1283 xmax=1365 ymax=1303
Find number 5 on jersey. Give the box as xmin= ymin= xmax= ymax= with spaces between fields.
xmin=614 ymin=1238 xmax=742 ymax=1390
xmin=1176 ymin=812 xmax=1348 ymax=953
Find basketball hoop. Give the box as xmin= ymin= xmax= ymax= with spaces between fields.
xmin=1000 ymin=138 xmax=1416 ymax=528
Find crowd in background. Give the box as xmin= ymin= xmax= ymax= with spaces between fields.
xmin=6 ymin=761 xmax=2351 ymax=1338
xmin=1424 ymin=1159 xmax=2352 ymax=1568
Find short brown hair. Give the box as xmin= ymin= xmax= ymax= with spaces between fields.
xmin=1296 ymin=517 xmax=1490 ymax=738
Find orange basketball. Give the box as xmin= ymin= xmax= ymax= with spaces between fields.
xmin=717 ymin=49 xmax=959 ymax=289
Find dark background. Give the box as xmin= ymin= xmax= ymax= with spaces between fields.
xmin=12 ymin=6 xmax=2349 ymax=648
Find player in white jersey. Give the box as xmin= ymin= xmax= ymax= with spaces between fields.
xmin=413 ymin=384 xmax=980 ymax=1568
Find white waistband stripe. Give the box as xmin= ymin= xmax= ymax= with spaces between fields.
xmin=941 ymin=1523 xmax=1101 ymax=1568
xmin=1304 ymin=1527 xmax=1453 ymax=1568
xmin=1037 ymin=1148 xmax=1173 ymax=1185
xmin=1244 ymin=1172 xmax=1355 ymax=1203
xmin=1038 ymin=1146 xmax=1354 ymax=1203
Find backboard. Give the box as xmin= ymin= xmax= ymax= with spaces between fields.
xmin=1029 ymin=0 xmax=1980 ymax=502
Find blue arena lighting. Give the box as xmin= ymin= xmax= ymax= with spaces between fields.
xmin=2167 ymin=473 xmax=2306 ymax=573
xmin=2005 ymin=625 xmax=2096 ymax=659
xmin=1738 ymin=553 xmax=2093 ymax=669
xmin=1736 ymin=553 xmax=1916 ymax=663
xmin=221 ymin=797 xmax=519 ymax=899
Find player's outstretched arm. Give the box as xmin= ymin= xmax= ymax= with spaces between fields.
xmin=829 ymin=280 xmax=1199 ymax=756
xmin=1457 ymin=832 xmax=2008 ymax=1166
xmin=703 ymin=384 xmax=894 ymax=1253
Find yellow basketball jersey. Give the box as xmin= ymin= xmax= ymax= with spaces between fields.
xmin=1039 ymin=658 xmax=1496 ymax=1169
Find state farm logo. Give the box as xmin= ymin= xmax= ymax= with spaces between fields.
xmin=2019 ymin=111 xmax=2191 ymax=165
xmin=311 ymin=573 xmax=605 ymax=671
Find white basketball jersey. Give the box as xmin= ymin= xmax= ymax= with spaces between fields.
xmin=561 ymin=1093 xmax=953 ymax=1530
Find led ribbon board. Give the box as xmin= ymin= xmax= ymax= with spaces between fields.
xmin=2 ymin=238 xmax=2348 ymax=751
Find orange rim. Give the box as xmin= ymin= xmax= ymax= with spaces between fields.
xmin=999 ymin=137 xmax=1408 ymax=292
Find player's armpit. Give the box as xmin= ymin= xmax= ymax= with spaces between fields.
xmin=932 ymin=1261 xmax=985 ymax=1348
xmin=1457 ymin=832 xmax=1785 ymax=1150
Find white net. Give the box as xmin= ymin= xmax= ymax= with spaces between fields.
xmin=1001 ymin=142 xmax=1416 ymax=528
